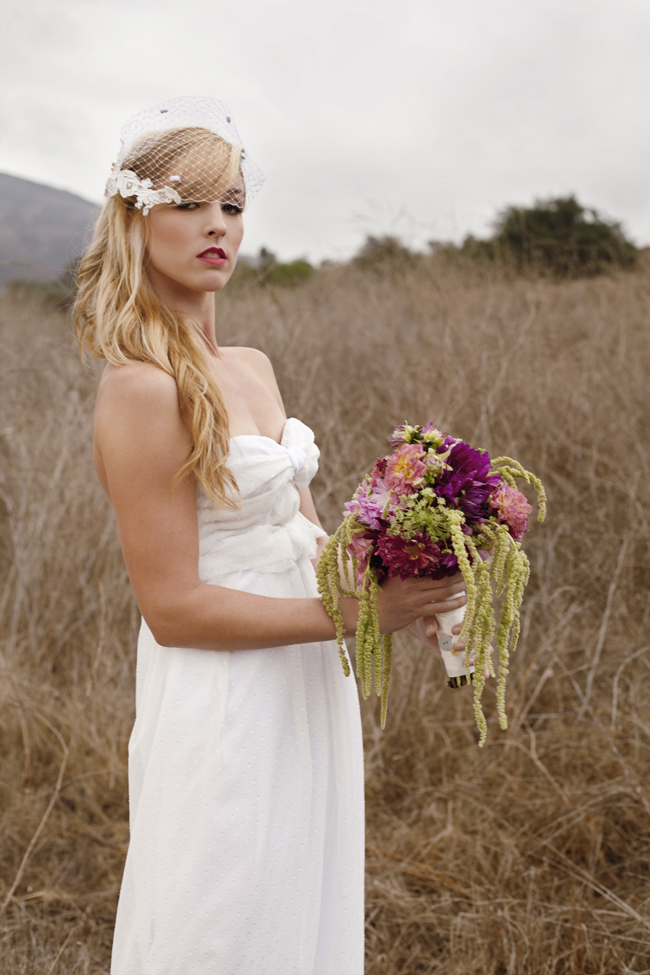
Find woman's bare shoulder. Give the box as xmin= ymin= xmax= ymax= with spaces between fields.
xmin=223 ymin=346 xmax=284 ymax=410
xmin=97 ymin=360 xmax=176 ymax=396
xmin=95 ymin=361 xmax=178 ymax=417
xmin=223 ymin=346 xmax=273 ymax=371
xmin=223 ymin=346 xmax=281 ymax=388
xmin=94 ymin=361 xmax=190 ymax=463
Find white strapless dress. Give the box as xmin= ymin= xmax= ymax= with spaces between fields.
xmin=110 ymin=418 xmax=365 ymax=975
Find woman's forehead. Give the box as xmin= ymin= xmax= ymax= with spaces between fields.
xmin=165 ymin=146 xmax=245 ymax=203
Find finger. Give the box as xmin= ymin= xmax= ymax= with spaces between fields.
xmin=421 ymin=585 xmax=466 ymax=601
xmin=445 ymin=571 xmax=465 ymax=586
xmin=427 ymin=593 xmax=467 ymax=614
xmin=441 ymin=579 xmax=467 ymax=595
xmin=415 ymin=578 xmax=467 ymax=598
xmin=428 ymin=572 xmax=466 ymax=593
xmin=412 ymin=573 xmax=465 ymax=594
xmin=401 ymin=619 xmax=441 ymax=652
xmin=421 ymin=634 xmax=442 ymax=651
xmin=421 ymin=570 xmax=464 ymax=587
xmin=420 ymin=615 xmax=438 ymax=638
xmin=422 ymin=630 xmax=442 ymax=652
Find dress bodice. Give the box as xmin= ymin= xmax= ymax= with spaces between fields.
xmin=196 ymin=417 xmax=326 ymax=581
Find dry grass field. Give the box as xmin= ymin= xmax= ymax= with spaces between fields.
xmin=1 ymin=254 xmax=650 ymax=974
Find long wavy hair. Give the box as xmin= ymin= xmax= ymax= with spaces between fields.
xmin=74 ymin=128 xmax=242 ymax=510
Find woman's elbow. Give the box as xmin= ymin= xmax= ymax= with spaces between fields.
xmin=141 ymin=601 xmax=191 ymax=649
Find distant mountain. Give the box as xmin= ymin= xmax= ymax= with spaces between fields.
xmin=0 ymin=173 xmax=100 ymax=285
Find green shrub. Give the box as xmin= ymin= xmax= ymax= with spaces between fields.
xmin=3 ymin=278 xmax=66 ymax=308
xmin=353 ymin=235 xmax=418 ymax=273
xmin=2 ymin=257 xmax=81 ymax=310
xmin=264 ymin=259 xmax=313 ymax=287
xmin=229 ymin=249 xmax=314 ymax=289
xmin=466 ymin=195 xmax=638 ymax=278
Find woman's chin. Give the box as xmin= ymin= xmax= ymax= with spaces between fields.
xmin=151 ymin=268 xmax=234 ymax=298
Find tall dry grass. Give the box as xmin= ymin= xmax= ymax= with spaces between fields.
xmin=1 ymin=255 xmax=650 ymax=974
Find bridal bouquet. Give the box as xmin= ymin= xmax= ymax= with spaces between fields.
xmin=316 ymin=423 xmax=546 ymax=744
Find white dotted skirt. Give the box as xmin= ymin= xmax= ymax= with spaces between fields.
xmin=111 ymin=558 xmax=365 ymax=975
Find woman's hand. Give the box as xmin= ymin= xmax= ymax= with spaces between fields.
xmin=400 ymin=616 xmax=461 ymax=654
xmin=400 ymin=615 xmax=494 ymax=677
xmin=374 ymin=571 xmax=466 ymax=636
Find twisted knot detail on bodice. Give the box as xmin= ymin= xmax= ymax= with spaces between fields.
xmin=196 ymin=417 xmax=326 ymax=580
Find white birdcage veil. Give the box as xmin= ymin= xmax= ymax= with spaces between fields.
xmin=105 ymin=96 xmax=264 ymax=215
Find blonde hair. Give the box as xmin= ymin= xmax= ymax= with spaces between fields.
xmin=74 ymin=127 xmax=243 ymax=511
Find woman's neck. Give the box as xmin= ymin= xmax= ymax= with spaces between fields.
xmin=147 ymin=268 xmax=219 ymax=354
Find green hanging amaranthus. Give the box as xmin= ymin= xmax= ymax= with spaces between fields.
xmin=316 ymin=425 xmax=546 ymax=744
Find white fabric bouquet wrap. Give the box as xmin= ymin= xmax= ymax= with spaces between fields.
xmin=435 ymin=594 xmax=475 ymax=685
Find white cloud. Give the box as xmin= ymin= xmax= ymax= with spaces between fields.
xmin=1 ymin=0 xmax=649 ymax=261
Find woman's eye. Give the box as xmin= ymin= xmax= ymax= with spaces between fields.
xmin=175 ymin=202 xmax=200 ymax=210
xmin=222 ymin=203 xmax=244 ymax=215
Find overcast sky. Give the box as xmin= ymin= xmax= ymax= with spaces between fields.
xmin=2 ymin=0 xmax=649 ymax=263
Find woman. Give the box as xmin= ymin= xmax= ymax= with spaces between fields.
xmin=75 ymin=97 xmax=466 ymax=975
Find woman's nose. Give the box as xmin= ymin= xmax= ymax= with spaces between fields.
xmin=205 ymin=202 xmax=227 ymax=237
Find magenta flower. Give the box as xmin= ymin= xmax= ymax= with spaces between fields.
xmin=377 ymin=532 xmax=443 ymax=579
xmin=432 ymin=550 xmax=461 ymax=579
xmin=489 ymin=482 xmax=532 ymax=540
xmin=369 ymin=457 xmax=387 ymax=489
xmin=384 ymin=443 xmax=427 ymax=495
xmin=435 ymin=440 xmax=501 ymax=526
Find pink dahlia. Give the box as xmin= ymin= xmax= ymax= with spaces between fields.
xmin=369 ymin=457 xmax=388 ymax=488
xmin=384 ymin=443 xmax=427 ymax=495
xmin=377 ymin=532 xmax=442 ymax=579
xmin=489 ymin=482 xmax=532 ymax=541
xmin=347 ymin=533 xmax=375 ymax=584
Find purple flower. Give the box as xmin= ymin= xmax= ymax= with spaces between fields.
xmin=428 ymin=550 xmax=460 ymax=580
xmin=435 ymin=441 xmax=501 ymax=527
xmin=345 ymin=480 xmax=394 ymax=530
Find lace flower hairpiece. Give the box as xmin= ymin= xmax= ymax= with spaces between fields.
xmin=105 ymin=96 xmax=264 ymax=216
xmin=105 ymin=168 xmax=182 ymax=215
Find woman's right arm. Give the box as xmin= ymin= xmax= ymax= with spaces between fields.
xmin=94 ymin=363 xmax=466 ymax=652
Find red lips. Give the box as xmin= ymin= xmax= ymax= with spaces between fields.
xmin=197 ymin=247 xmax=226 ymax=259
xmin=197 ymin=246 xmax=227 ymax=266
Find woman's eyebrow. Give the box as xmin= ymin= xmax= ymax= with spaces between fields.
xmin=223 ymin=187 xmax=245 ymax=204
